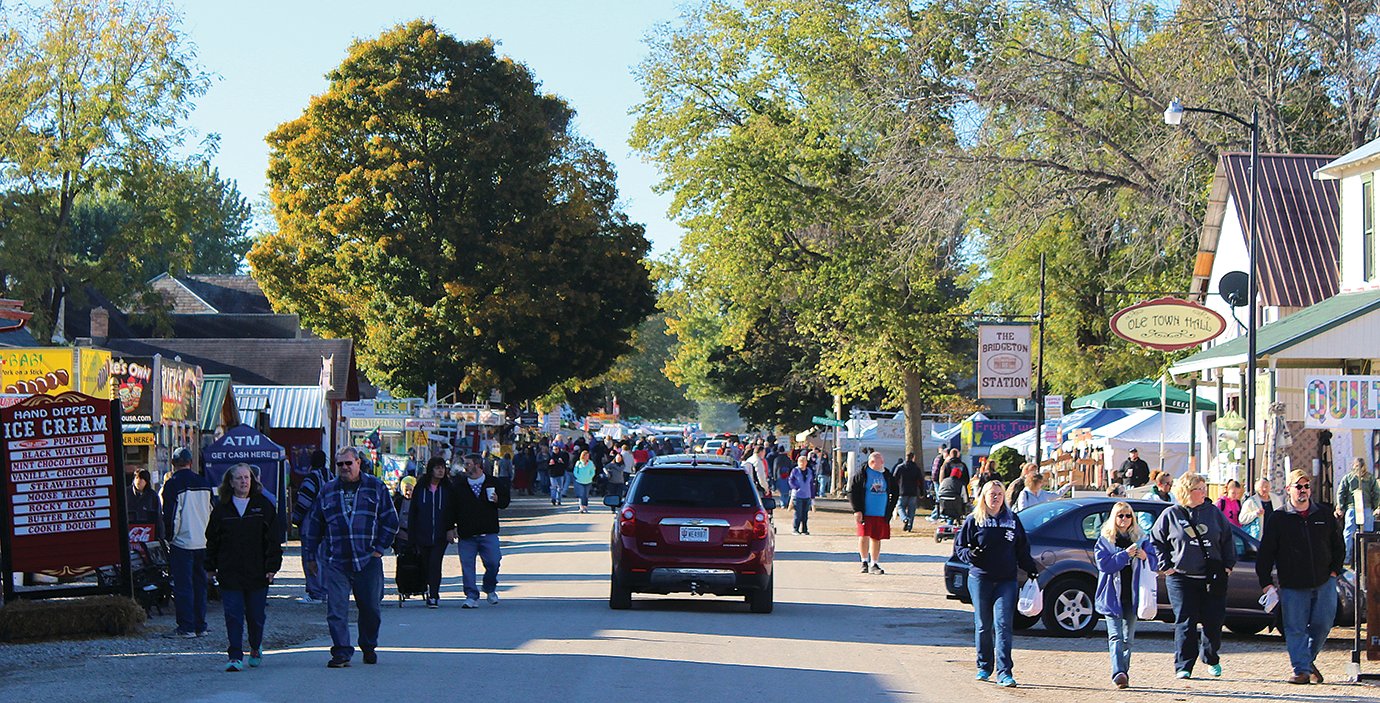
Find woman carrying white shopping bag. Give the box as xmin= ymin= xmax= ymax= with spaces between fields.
xmin=1094 ymin=501 xmax=1160 ymax=690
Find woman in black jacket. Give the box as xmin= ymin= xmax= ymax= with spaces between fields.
xmin=205 ymin=463 xmax=283 ymax=672
xmin=410 ymin=457 xmax=457 ymax=608
xmin=126 ymin=469 xmax=162 ymax=541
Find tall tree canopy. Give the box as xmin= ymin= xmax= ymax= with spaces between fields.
xmin=634 ymin=0 xmax=970 ymax=453
xmin=0 ymin=0 xmax=212 ymax=333
xmin=252 ymin=21 xmax=655 ymax=400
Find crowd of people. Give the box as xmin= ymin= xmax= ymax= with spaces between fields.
xmin=137 ymin=431 xmax=1370 ymax=687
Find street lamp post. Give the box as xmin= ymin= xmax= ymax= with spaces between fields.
xmin=1164 ymin=98 xmax=1260 ymax=486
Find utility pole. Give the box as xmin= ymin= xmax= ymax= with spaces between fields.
xmin=1033 ymin=254 xmax=1047 ymax=465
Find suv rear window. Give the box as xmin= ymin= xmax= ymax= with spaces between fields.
xmin=631 ymin=469 xmax=757 ymax=508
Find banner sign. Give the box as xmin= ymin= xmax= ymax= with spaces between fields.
xmin=962 ymin=419 xmax=1035 ymax=449
xmin=0 ymin=349 xmax=112 ymax=398
xmin=1 ymin=392 xmax=124 ymax=580
xmin=977 ymin=325 xmax=1032 ymax=399
xmin=1044 ymin=395 xmax=1064 ymax=420
xmin=108 ymin=356 xmax=155 ymax=424
xmin=157 ymin=358 xmax=202 ymax=424
xmin=341 ymin=399 xmax=413 ymax=418
xmin=1303 ymin=375 xmax=1380 ymax=429
xmin=204 ymin=424 xmax=285 ymax=502
xmin=1110 ymin=297 xmax=1226 ymax=352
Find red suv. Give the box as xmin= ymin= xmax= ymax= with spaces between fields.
xmin=604 ymin=462 xmax=775 ymax=613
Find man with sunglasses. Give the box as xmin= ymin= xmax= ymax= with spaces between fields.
xmin=301 ymin=447 xmax=399 ymax=668
xmin=1256 ymin=469 xmax=1345 ymax=685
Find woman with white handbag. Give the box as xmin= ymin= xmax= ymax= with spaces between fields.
xmin=1094 ymin=502 xmax=1159 ymax=689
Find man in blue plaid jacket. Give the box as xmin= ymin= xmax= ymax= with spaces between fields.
xmin=302 ymin=446 xmax=399 ymax=668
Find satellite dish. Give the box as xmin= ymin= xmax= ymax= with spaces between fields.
xmin=1218 ymin=271 xmax=1249 ymax=308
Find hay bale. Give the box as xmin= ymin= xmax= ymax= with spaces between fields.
xmin=0 ymin=595 xmax=146 ymax=642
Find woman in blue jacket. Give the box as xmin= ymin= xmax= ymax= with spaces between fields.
xmin=954 ymin=479 xmax=1039 ymax=688
xmin=409 ymin=457 xmax=457 ymax=608
xmin=1094 ymin=501 xmax=1159 ymax=689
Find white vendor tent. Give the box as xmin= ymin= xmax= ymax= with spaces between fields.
xmin=1091 ymin=409 xmax=1208 ymax=479
xmin=844 ymin=411 xmax=951 ymax=469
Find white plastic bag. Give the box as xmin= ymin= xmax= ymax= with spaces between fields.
xmin=1136 ymin=564 xmax=1158 ymax=619
xmin=1259 ymin=586 xmax=1279 ymax=613
xmin=1017 ymin=578 xmax=1043 ymax=617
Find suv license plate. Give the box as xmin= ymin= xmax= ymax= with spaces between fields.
xmin=679 ymin=526 xmax=710 ymax=542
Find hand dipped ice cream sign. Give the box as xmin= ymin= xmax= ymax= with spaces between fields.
xmin=1109 ymin=297 xmax=1226 ymax=352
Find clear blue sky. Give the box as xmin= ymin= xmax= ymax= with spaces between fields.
xmin=179 ymin=0 xmax=685 ymax=254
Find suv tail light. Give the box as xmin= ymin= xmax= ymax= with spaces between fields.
xmin=752 ymin=509 xmax=769 ymax=539
xmin=619 ymin=507 xmax=637 ymax=536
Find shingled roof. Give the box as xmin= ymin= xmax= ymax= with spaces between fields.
xmin=1189 ymin=153 xmax=1340 ymax=308
xmin=149 ymin=274 xmax=275 ymax=315
xmin=101 ymin=337 xmax=361 ymax=401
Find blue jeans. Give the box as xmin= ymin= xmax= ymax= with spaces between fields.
xmin=549 ymin=474 xmax=567 ymax=503
xmin=792 ymin=498 xmax=811 ymax=533
xmin=776 ymin=477 xmax=791 ymax=499
xmin=898 ymin=496 xmax=919 ymax=526
xmin=968 ymin=573 xmax=1017 ymax=676
xmin=323 ymin=557 xmax=384 ymax=660
xmin=1344 ymin=507 xmax=1374 ymax=564
xmin=1106 ymin=614 xmax=1138 ymax=678
xmin=575 ymin=481 xmax=590 ymax=507
xmin=221 ymin=587 xmax=267 ymax=660
xmin=303 ymin=541 xmax=328 ymax=600
xmin=457 ymin=533 xmax=501 ymax=600
xmin=1279 ymin=577 xmax=1338 ymax=675
xmin=169 ymin=546 xmax=207 ymax=635
xmin=1165 ymin=574 xmax=1225 ymax=673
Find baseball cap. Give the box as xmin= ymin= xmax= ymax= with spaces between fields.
xmin=171 ymin=447 xmax=193 ymax=466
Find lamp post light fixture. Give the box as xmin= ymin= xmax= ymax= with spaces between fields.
xmin=1164 ymin=98 xmax=1261 ymax=486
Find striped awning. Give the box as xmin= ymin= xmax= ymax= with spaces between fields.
xmin=234 ymin=385 xmax=324 ymax=430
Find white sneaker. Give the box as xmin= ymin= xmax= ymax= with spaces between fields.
xmin=297 ymin=595 xmax=324 ymax=604
xmin=486 ymin=592 xmax=499 ymax=605
xmin=462 ymin=598 xmax=479 ymax=609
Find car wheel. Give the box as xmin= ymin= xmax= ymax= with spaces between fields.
xmin=1014 ymin=613 xmax=1038 ymax=630
xmin=1041 ymin=576 xmax=1098 ymax=637
xmin=1224 ymin=619 xmax=1265 ymax=636
xmin=609 ymin=572 xmax=632 ymax=610
xmin=748 ymin=575 xmax=774 ymax=614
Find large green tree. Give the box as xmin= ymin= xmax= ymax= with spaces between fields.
xmin=635 ymin=0 xmax=970 ymax=454
xmin=252 ymin=21 xmax=655 ymax=400
xmin=0 ymin=0 xmax=208 ymax=333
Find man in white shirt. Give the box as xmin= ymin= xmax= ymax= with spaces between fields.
xmin=743 ymin=445 xmax=771 ymax=496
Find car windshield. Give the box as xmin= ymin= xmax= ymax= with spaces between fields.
xmin=631 ymin=470 xmax=757 ymax=509
xmin=1016 ymin=500 xmax=1079 ymax=529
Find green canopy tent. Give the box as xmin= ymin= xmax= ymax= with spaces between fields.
xmin=1072 ymin=378 xmax=1217 ymax=413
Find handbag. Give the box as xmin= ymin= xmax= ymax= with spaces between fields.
xmin=1179 ymin=506 xmax=1227 ymax=595
xmin=1017 ymin=578 xmax=1043 ymax=617
xmin=1136 ymin=555 xmax=1158 ymax=619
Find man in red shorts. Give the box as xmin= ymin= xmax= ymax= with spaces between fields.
xmin=850 ymin=451 xmax=899 ymax=574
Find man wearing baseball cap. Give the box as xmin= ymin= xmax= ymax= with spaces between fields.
xmin=160 ymin=446 xmax=214 ymax=638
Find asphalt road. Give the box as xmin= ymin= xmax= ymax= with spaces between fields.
xmin=3 ymin=496 xmax=1376 ymax=702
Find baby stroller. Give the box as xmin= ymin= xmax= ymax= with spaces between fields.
xmin=933 ymin=488 xmax=968 ymax=543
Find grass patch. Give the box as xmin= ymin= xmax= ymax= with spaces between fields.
xmin=0 ymin=595 xmax=147 ymax=642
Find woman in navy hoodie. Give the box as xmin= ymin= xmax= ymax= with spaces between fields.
xmin=954 ymin=479 xmax=1038 ymax=688
xmin=1094 ymin=502 xmax=1159 ymax=689
xmin=410 ymin=457 xmax=457 ymax=608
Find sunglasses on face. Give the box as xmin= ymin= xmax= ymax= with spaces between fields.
xmin=1292 ymin=483 xmax=1311 ymax=491
xmin=336 ymin=460 xmax=354 ymax=467
xmin=1115 ymin=514 xmax=1134 ymax=520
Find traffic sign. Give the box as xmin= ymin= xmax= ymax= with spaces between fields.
xmin=812 ymin=416 xmax=847 ymax=428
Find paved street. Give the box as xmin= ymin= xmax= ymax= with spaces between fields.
xmin=2 ymin=497 xmax=1375 ymax=702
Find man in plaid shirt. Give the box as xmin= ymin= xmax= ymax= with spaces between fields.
xmin=302 ymin=447 xmax=399 ymax=668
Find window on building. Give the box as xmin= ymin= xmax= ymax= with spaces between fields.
xmin=1364 ymin=175 xmax=1375 ymax=281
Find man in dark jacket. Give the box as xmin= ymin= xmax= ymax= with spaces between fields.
xmin=453 ymin=455 xmax=512 ymax=608
xmin=292 ymin=449 xmax=332 ymax=604
xmin=894 ymin=453 xmax=924 ymax=532
xmin=160 ymin=447 xmax=213 ymax=638
xmin=1118 ymin=449 xmax=1150 ymax=487
xmin=849 ymin=452 xmax=899 ymax=574
xmin=1256 ymin=469 xmax=1345 ymax=685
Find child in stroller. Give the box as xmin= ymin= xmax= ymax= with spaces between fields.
xmin=933 ymin=467 xmax=969 ymax=543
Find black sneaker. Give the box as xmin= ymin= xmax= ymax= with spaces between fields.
xmin=870 ymin=564 xmax=885 ymax=575
xmin=327 ymin=657 xmax=351 ymax=668
xmin=362 ymin=649 xmax=377 ymax=665
xmin=860 ymin=562 xmax=870 ymax=573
